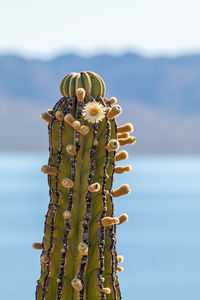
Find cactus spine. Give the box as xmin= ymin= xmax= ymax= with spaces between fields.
xmin=35 ymin=71 xmax=135 ymax=300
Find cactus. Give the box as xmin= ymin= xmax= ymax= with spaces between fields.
xmin=34 ymin=71 xmax=136 ymax=300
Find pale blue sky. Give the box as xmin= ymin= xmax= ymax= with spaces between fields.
xmin=1 ymin=0 xmax=200 ymax=58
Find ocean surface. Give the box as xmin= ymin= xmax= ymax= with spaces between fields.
xmin=0 ymin=153 xmax=200 ymax=300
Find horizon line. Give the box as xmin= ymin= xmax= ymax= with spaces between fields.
xmin=1 ymin=47 xmax=200 ymax=61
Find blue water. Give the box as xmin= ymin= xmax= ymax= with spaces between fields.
xmin=0 ymin=153 xmax=200 ymax=300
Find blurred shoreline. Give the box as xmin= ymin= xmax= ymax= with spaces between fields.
xmin=1 ymin=52 xmax=200 ymax=154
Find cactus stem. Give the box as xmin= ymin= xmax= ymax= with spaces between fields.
xmin=112 ymin=184 xmax=131 ymax=197
xmin=55 ymin=110 xmax=64 ymax=121
xmin=116 ymin=150 xmax=128 ymax=161
xmin=117 ymin=255 xmax=124 ymax=263
xmin=32 ymin=243 xmax=43 ymax=250
xmin=117 ymin=132 xmax=129 ymax=139
xmin=114 ymin=165 xmax=132 ymax=174
xmin=106 ymin=139 xmax=119 ymax=151
xmin=41 ymin=112 xmax=54 ymax=123
xmin=88 ymin=182 xmax=101 ymax=192
xmin=71 ymin=278 xmax=83 ymax=291
xmin=118 ymin=136 xmax=136 ymax=146
xmin=41 ymin=165 xmax=58 ymax=175
xmin=107 ymin=105 xmax=122 ymax=119
xmin=66 ymin=144 xmax=77 ymax=155
xmin=61 ymin=178 xmax=74 ymax=188
xmin=117 ymin=123 xmax=134 ymax=133
xmin=117 ymin=213 xmax=129 ymax=225
xmin=76 ymin=88 xmax=86 ymax=102
xmin=36 ymin=72 xmax=135 ymax=299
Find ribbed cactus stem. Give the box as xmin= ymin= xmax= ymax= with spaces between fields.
xmin=34 ymin=71 xmax=135 ymax=300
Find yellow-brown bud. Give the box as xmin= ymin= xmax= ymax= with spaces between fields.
xmin=104 ymin=189 xmax=109 ymax=195
xmin=77 ymin=125 xmax=89 ymax=135
xmin=117 ymin=132 xmax=129 ymax=139
xmin=61 ymin=248 xmax=66 ymax=253
xmin=71 ymin=278 xmax=83 ymax=291
xmin=116 ymin=266 xmax=124 ymax=272
xmin=106 ymin=139 xmax=119 ymax=151
xmin=64 ymin=113 xmax=74 ymax=125
xmin=46 ymin=109 xmax=53 ymax=115
xmin=72 ymin=120 xmax=81 ymax=129
xmin=103 ymin=287 xmax=111 ymax=294
xmin=41 ymin=165 xmax=58 ymax=175
xmin=118 ymin=213 xmax=129 ymax=225
xmin=66 ymin=144 xmax=77 ymax=156
xmin=118 ymin=136 xmax=136 ymax=146
xmin=117 ymin=123 xmax=134 ymax=133
xmin=117 ymin=255 xmax=124 ymax=263
xmin=88 ymin=182 xmax=101 ymax=192
xmin=63 ymin=210 xmax=72 ymax=219
xmin=55 ymin=111 xmax=64 ymax=121
xmin=32 ymin=243 xmax=43 ymax=250
xmin=57 ymin=278 xmax=61 ymax=283
xmin=107 ymin=97 xmax=117 ymax=105
xmin=76 ymin=88 xmax=86 ymax=102
xmin=41 ymin=112 xmax=53 ymax=123
xmin=107 ymin=105 xmax=122 ymax=119
xmin=116 ymin=150 xmax=128 ymax=162
xmin=112 ymin=184 xmax=131 ymax=197
xmin=78 ymin=243 xmax=88 ymax=255
xmin=101 ymin=217 xmax=119 ymax=226
xmin=93 ymin=139 xmax=98 ymax=146
xmin=61 ymin=178 xmax=74 ymax=188
xmin=114 ymin=165 xmax=132 ymax=174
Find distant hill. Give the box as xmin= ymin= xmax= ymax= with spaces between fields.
xmin=0 ymin=53 xmax=200 ymax=154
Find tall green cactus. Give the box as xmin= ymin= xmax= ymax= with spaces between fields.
xmin=34 ymin=71 xmax=136 ymax=300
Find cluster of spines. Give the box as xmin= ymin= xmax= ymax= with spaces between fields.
xmin=35 ymin=84 xmax=135 ymax=299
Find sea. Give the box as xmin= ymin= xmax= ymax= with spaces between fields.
xmin=0 ymin=153 xmax=200 ymax=300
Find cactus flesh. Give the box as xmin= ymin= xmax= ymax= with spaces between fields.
xmin=35 ymin=71 xmax=135 ymax=300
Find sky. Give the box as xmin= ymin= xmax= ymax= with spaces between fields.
xmin=1 ymin=0 xmax=200 ymax=58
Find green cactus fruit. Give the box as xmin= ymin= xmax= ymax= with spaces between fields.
xmin=35 ymin=71 xmax=136 ymax=300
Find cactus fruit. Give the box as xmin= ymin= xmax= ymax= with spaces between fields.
xmin=35 ymin=71 xmax=136 ymax=300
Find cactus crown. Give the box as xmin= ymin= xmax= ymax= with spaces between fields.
xmin=60 ymin=71 xmax=106 ymax=99
xmin=36 ymin=71 xmax=136 ymax=300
